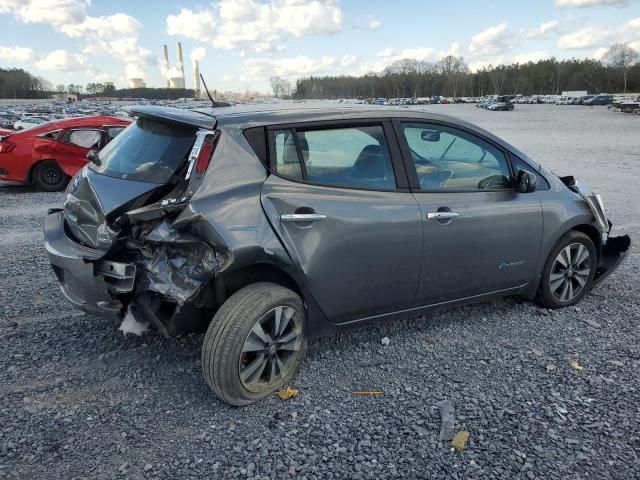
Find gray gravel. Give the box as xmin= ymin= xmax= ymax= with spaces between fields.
xmin=1 ymin=104 xmax=639 ymax=479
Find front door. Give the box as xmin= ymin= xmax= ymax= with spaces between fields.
xmin=395 ymin=121 xmax=544 ymax=305
xmin=261 ymin=122 xmax=423 ymax=324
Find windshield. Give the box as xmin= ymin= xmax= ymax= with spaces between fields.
xmin=90 ymin=117 xmax=196 ymax=184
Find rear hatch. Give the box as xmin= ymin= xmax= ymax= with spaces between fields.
xmin=63 ymin=107 xmax=217 ymax=250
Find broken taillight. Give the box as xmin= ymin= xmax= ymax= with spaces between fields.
xmin=195 ymin=135 xmax=215 ymax=175
xmin=0 ymin=140 xmax=16 ymax=153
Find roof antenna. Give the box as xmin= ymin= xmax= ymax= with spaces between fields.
xmin=200 ymin=73 xmax=215 ymax=107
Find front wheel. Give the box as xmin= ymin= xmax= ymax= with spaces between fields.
xmin=201 ymin=282 xmax=307 ymax=406
xmin=537 ymin=231 xmax=597 ymax=309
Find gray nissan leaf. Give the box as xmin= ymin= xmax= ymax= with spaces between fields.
xmin=44 ymin=105 xmax=630 ymax=405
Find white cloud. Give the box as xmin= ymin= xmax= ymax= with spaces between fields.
xmin=369 ymin=18 xmax=382 ymax=30
xmin=36 ymin=49 xmax=87 ymax=71
xmin=394 ymin=47 xmax=440 ymax=62
xmin=377 ymin=47 xmax=395 ymax=58
xmin=167 ymin=0 xmax=343 ymax=52
xmin=340 ymin=54 xmax=357 ymax=67
xmin=0 ymin=45 xmax=35 ymax=62
xmin=558 ymin=26 xmax=610 ymax=48
xmin=523 ymin=20 xmax=560 ymax=38
xmin=592 ymin=46 xmax=609 ymax=58
xmin=60 ymin=13 xmax=142 ymax=39
xmin=469 ymin=23 xmax=513 ymax=56
xmin=166 ymin=8 xmax=216 ymax=42
xmin=0 ymin=0 xmax=154 ymax=81
xmin=0 ymin=0 xmax=88 ymax=27
xmin=512 ymin=51 xmax=551 ymax=63
xmin=555 ymin=0 xmax=629 ymax=7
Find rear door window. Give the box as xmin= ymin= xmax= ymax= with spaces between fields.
xmin=272 ymin=125 xmax=396 ymax=190
xmin=90 ymin=118 xmax=196 ymax=184
xmin=62 ymin=129 xmax=103 ymax=149
xmin=105 ymin=126 xmax=125 ymax=140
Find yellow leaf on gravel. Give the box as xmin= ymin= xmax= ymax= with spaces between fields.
xmin=277 ymin=387 xmax=298 ymax=400
xmin=571 ymin=360 xmax=584 ymax=372
xmin=451 ymin=431 xmax=470 ymax=452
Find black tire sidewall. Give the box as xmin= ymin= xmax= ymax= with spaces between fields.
xmin=32 ymin=161 xmax=68 ymax=191
xmin=539 ymin=231 xmax=597 ymax=309
xmin=202 ymin=283 xmax=307 ymax=406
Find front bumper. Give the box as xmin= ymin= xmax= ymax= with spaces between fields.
xmin=593 ymin=234 xmax=631 ymax=286
xmin=44 ymin=210 xmax=134 ymax=321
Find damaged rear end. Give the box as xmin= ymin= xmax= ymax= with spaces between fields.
xmin=44 ymin=107 xmax=231 ymax=336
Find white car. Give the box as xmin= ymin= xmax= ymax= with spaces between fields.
xmin=13 ymin=117 xmax=48 ymax=130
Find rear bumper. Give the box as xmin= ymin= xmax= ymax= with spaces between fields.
xmin=593 ymin=234 xmax=631 ymax=286
xmin=44 ymin=210 xmax=132 ymax=321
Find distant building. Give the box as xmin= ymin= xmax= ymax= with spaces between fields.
xmin=52 ymin=93 xmax=78 ymax=102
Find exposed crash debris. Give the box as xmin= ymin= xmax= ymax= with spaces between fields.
xmin=436 ymin=400 xmax=455 ymax=442
xmin=118 ymin=306 xmax=149 ymax=336
xmin=135 ymin=241 xmax=218 ymax=305
xmin=560 ymin=176 xmax=608 ymax=233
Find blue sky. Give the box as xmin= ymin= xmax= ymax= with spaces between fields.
xmin=1 ymin=0 xmax=639 ymax=93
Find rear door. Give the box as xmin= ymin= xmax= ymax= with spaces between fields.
xmin=395 ymin=120 xmax=543 ymax=305
xmin=261 ymin=121 xmax=423 ymax=324
xmin=55 ymin=128 xmax=104 ymax=173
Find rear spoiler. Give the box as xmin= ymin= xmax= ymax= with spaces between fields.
xmin=124 ymin=106 xmax=217 ymax=130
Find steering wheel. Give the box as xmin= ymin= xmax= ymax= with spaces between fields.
xmin=478 ymin=175 xmax=508 ymax=190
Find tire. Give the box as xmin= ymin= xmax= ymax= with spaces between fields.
xmin=202 ymin=282 xmax=307 ymax=406
xmin=537 ymin=231 xmax=597 ymax=309
xmin=32 ymin=161 xmax=69 ymax=191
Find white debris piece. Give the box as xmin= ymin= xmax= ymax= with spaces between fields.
xmin=119 ymin=307 xmax=149 ymax=336
xmin=381 ymin=337 xmax=390 ymax=346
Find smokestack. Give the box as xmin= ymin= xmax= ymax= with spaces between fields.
xmin=194 ymin=60 xmax=201 ymax=98
xmin=177 ymin=42 xmax=184 ymax=79
xmin=163 ymin=44 xmax=170 ymax=88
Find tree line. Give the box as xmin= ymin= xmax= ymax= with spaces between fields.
xmin=0 ymin=68 xmax=52 ymax=99
xmin=293 ymin=43 xmax=640 ymax=99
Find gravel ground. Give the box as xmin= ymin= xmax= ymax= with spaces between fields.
xmin=1 ymin=104 xmax=638 ymax=479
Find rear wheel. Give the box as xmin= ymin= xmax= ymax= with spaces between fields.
xmin=537 ymin=231 xmax=597 ymax=308
xmin=202 ymin=282 xmax=307 ymax=406
xmin=32 ymin=161 xmax=69 ymax=191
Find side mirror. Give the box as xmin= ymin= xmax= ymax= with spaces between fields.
xmin=515 ymin=170 xmax=536 ymax=193
xmin=421 ymin=129 xmax=440 ymax=142
xmin=86 ymin=149 xmax=101 ymax=166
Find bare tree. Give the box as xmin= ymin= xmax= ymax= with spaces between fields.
xmin=435 ymin=55 xmax=469 ymax=97
xmin=603 ymin=43 xmax=639 ymax=93
xmin=270 ymin=76 xmax=292 ymax=98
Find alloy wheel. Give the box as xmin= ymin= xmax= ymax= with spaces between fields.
xmin=549 ymin=242 xmax=591 ymax=303
xmin=238 ymin=306 xmax=303 ymax=392
xmin=42 ymin=166 xmax=62 ymax=186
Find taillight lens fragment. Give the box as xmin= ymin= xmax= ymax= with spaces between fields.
xmin=0 ymin=140 xmax=16 ymax=154
xmin=195 ymin=135 xmax=215 ymax=175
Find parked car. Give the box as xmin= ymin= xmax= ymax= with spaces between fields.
xmin=0 ymin=115 xmax=130 ymax=190
xmin=584 ymin=95 xmax=613 ymax=106
xmin=13 ymin=117 xmax=48 ymax=130
xmin=44 ymin=105 xmax=630 ymax=405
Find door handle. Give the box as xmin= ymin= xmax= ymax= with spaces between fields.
xmin=427 ymin=211 xmax=460 ymax=220
xmin=280 ymin=213 xmax=327 ymax=223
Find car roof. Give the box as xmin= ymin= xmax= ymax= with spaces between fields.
xmin=125 ymin=104 xmax=541 ymax=169
xmin=11 ymin=115 xmax=130 ymax=136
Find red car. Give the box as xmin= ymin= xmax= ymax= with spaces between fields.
xmin=0 ymin=116 xmax=130 ymax=191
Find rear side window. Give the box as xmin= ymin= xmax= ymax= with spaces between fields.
xmin=90 ymin=118 xmax=196 ymax=184
xmin=272 ymin=125 xmax=396 ymax=190
xmin=274 ymin=129 xmax=303 ymax=180
xmin=62 ymin=129 xmax=103 ymax=149
xmin=105 ymin=126 xmax=125 ymax=140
